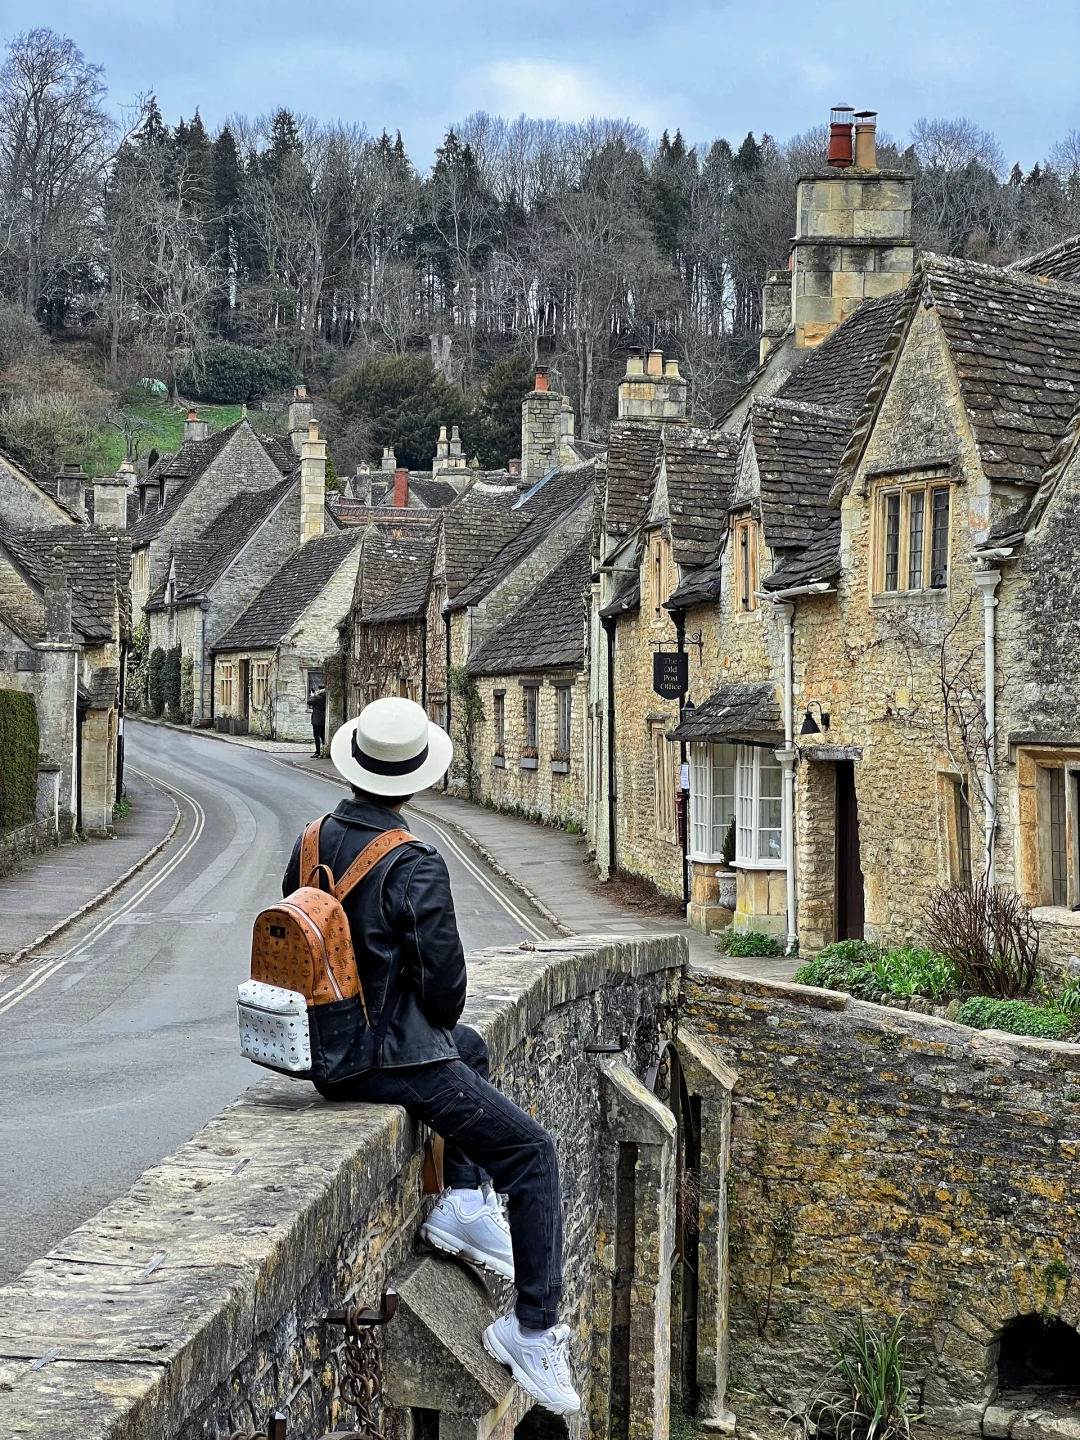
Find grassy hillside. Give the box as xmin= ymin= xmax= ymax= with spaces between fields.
xmin=85 ymin=402 xmax=281 ymax=477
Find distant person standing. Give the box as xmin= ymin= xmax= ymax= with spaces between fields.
xmin=307 ymin=683 xmax=327 ymax=758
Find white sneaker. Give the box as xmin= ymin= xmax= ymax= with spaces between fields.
xmin=421 ymin=1186 xmax=515 ymax=1280
xmin=482 ymin=1313 xmax=582 ymax=1416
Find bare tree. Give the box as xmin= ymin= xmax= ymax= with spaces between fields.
xmin=0 ymin=29 xmax=112 ymax=317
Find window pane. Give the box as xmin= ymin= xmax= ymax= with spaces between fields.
xmin=908 ymin=488 xmax=925 ymax=590
xmin=739 ymin=524 xmax=751 ymax=610
xmin=711 ymin=743 xmax=737 ymax=854
xmin=1050 ymin=768 xmax=1068 ymax=906
xmin=930 ymin=488 xmax=950 ymax=588
xmin=884 ymin=494 xmax=900 ymax=591
xmin=736 ymin=747 xmax=754 ymax=862
xmin=757 ymin=752 xmax=783 ymax=861
xmin=690 ymin=743 xmax=709 ymax=856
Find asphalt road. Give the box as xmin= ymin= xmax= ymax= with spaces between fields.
xmin=0 ymin=721 xmax=552 ymax=1286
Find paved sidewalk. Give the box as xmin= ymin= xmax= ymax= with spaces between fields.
xmin=280 ymin=754 xmax=798 ymax=983
xmin=0 ymin=770 xmax=179 ymax=962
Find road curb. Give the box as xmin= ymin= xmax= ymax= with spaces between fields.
xmin=285 ymin=762 xmax=573 ymax=938
xmin=4 ymin=791 xmax=182 ymax=968
xmin=132 ymin=716 xmax=311 ymax=755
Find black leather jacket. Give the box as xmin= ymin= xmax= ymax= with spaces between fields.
xmin=282 ymin=797 xmax=465 ymax=1072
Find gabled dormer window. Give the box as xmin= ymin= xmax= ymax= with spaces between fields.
xmin=874 ymin=478 xmax=951 ymax=594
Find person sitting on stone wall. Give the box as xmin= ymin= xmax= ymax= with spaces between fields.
xmin=282 ymin=697 xmax=581 ymax=1417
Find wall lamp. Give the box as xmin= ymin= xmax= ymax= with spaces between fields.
xmin=800 ymin=700 xmax=831 ymax=736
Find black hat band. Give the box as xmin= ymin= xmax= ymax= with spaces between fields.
xmin=352 ymin=730 xmax=429 ymax=775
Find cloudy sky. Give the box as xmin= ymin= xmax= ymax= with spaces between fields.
xmin=8 ymin=0 xmax=1079 ymax=167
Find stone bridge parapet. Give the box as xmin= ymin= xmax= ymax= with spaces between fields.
xmin=0 ymin=935 xmax=739 ymax=1440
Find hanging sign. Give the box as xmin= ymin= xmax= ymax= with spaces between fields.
xmin=653 ymin=651 xmax=688 ymax=700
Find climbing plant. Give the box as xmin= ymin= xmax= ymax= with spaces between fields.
xmin=0 ymin=689 xmax=39 ymax=830
xmin=147 ymin=647 xmax=166 ymax=718
xmin=164 ymin=646 xmax=183 ymax=721
xmin=179 ymin=655 xmax=194 ymax=724
xmin=447 ymin=664 xmax=485 ymax=801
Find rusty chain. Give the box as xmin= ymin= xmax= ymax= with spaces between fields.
xmin=339 ymin=1305 xmax=387 ymax=1439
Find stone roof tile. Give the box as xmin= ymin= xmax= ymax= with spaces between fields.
xmin=668 ymin=681 xmax=781 ymax=742
xmin=603 ymin=421 xmax=662 ymax=540
xmin=663 ymin=427 xmax=740 ymax=568
xmin=467 ymin=536 xmax=590 ymax=676
xmin=748 ymin=398 xmax=853 ymax=550
xmin=214 ymin=531 xmax=363 ymax=651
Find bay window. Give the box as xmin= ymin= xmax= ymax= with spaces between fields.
xmin=690 ymin=741 xmax=784 ymax=865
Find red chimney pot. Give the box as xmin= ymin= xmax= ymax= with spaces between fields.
xmin=187 ymin=410 xmax=198 ymax=420
xmin=393 ymin=467 xmax=409 ymax=508
xmin=828 ymin=104 xmax=854 ymax=169
xmin=534 ymin=366 xmax=549 ymax=393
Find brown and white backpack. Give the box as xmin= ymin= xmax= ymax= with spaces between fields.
xmin=237 ymin=817 xmax=417 ymax=1084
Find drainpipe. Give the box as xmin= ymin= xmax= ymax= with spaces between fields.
xmin=671 ymin=606 xmax=690 ymax=909
xmin=775 ymin=601 xmax=798 ymax=954
xmin=116 ymin=639 xmax=127 ymax=803
xmin=973 ymin=567 xmax=1002 ymax=884
xmin=602 ymin=614 xmax=617 ymax=876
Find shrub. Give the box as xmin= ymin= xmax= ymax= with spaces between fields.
xmin=0 ymin=391 xmax=99 ymax=480
xmin=179 ymin=655 xmax=194 ymax=725
xmin=147 ymin=647 xmax=166 ymax=718
xmin=164 ymin=646 xmax=183 ymax=721
xmin=125 ymin=620 xmax=149 ymax=713
xmin=955 ymin=996 xmax=1072 ymax=1040
xmin=0 ymin=690 xmax=39 ymax=830
xmin=926 ymin=880 xmax=1040 ymax=998
xmin=0 ymin=298 xmax=44 ymax=371
xmin=178 ymin=341 xmax=297 ymax=405
xmin=801 ymin=1314 xmax=921 ymax=1440
xmin=795 ymin=942 xmax=958 ymax=1003
xmin=717 ymin=930 xmax=783 ymax=957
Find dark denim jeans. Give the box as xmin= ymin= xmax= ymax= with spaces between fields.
xmin=327 ymin=1024 xmax=563 ymax=1329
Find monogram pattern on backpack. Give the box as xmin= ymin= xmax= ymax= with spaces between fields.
xmin=237 ymin=819 xmax=416 ymax=1082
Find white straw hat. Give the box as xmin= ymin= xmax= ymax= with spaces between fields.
xmin=330 ymin=697 xmax=453 ymax=797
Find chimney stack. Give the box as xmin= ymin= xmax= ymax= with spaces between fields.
xmin=354 ymin=465 xmax=373 ymax=507
xmin=55 ymin=462 xmax=87 ymax=521
xmin=93 ymin=460 xmax=134 ymax=529
xmin=299 ymin=420 xmax=326 ymax=543
xmin=381 ymin=446 xmax=396 ymax=472
xmin=853 ymin=111 xmax=877 ymax=169
xmin=184 ymin=410 xmax=210 ymax=444
xmin=288 ymin=386 xmax=314 ymax=454
xmin=617 ymin=349 xmax=687 ymax=421
xmin=760 ymin=267 xmax=794 ymax=364
xmin=791 ymin=106 xmax=913 ymax=348
xmin=44 ymin=546 xmax=72 ymax=642
xmin=393 ymin=467 xmax=409 ymax=508
xmin=521 ymin=368 xmax=564 ymax=485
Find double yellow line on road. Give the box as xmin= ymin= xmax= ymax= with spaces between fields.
xmin=0 ymin=766 xmax=206 ymax=1018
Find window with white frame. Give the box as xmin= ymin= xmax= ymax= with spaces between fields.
xmin=690 ymin=741 xmax=783 ymax=865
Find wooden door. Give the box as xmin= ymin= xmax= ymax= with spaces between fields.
xmin=835 ymin=761 xmax=865 ymax=940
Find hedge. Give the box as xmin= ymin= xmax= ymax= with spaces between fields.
xmin=148 ymin=647 xmax=166 ymax=717
xmin=0 ymin=689 xmax=39 ymax=830
xmin=164 ymin=646 xmax=182 ymax=721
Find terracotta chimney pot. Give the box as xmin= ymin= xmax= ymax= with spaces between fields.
xmin=854 ymin=111 xmax=877 ymax=169
xmin=646 ymin=349 xmax=663 ymax=377
xmin=828 ymin=105 xmax=854 ymax=168
xmin=534 ymin=366 xmax=549 ymax=393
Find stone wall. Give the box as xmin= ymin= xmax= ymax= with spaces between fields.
xmin=470 ymin=671 xmax=588 ymax=827
xmin=0 ymin=936 xmax=718 ymax=1440
xmin=684 ymin=967 xmax=1080 ymax=1438
xmin=0 ymin=814 xmax=59 ymax=880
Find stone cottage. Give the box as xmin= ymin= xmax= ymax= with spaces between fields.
xmin=209 ymin=527 xmax=365 ymax=741
xmin=465 ymin=534 xmax=592 ymax=827
xmin=0 ymin=525 xmax=131 ymax=834
xmin=145 ymin=422 xmax=333 ymax=725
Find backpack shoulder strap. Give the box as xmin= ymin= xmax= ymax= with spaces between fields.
xmin=300 ymin=818 xmax=324 ymax=889
xmin=333 ymin=828 xmax=419 ymax=903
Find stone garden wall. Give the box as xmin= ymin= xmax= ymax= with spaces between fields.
xmin=683 ymin=966 xmax=1080 ymax=1438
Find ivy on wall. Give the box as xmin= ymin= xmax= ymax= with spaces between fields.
xmin=0 ymin=690 xmax=39 ymax=830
